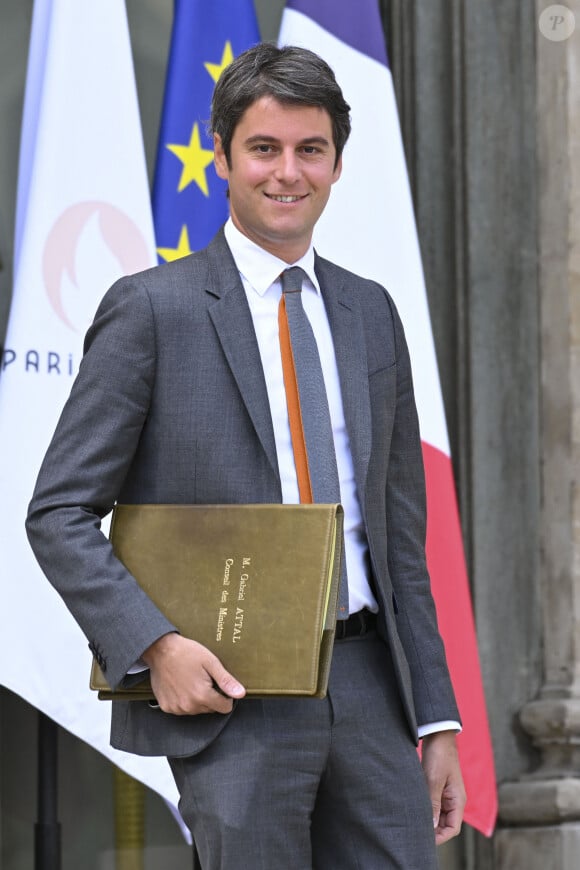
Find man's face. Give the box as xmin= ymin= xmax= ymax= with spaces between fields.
xmin=214 ymin=96 xmax=342 ymax=263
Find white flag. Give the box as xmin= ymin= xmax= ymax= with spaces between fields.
xmin=0 ymin=0 xmax=182 ymax=826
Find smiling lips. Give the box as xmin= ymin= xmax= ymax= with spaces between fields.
xmin=265 ymin=193 xmax=308 ymax=203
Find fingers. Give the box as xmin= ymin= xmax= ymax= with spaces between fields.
xmin=143 ymin=633 xmax=245 ymax=715
xmin=434 ymin=784 xmax=464 ymax=845
xmin=209 ymin=657 xmax=246 ymax=702
xmin=421 ymin=731 xmax=466 ymax=846
xmin=151 ymin=670 xmax=234 ymax=716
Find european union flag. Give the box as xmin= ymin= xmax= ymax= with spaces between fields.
xmin=152 ymin=0 xmax=260 ymax=262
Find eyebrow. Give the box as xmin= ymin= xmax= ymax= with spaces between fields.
xmin=244 ymin=135 xmax=332 ymax=148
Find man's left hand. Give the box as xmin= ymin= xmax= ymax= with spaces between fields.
xmin=421 ymin=730 xmax=466 ymax=846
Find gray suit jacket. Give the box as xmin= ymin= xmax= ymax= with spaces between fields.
xmin=26 ymin=229 xmax=459 ymax=758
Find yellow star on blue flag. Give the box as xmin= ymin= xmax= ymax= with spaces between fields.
xmin=152 ymin=0 xmax=260 ymax=261
xmin=157 ymin=225 xmax=192 ymax=263
xmin=166 ymin=123 xmax=215 ymax=196
xmin=205 ymin=41 xmax=234 ymax=83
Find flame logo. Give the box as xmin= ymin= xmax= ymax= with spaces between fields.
xmin=42 ymin=201 xmax=151 ymax=333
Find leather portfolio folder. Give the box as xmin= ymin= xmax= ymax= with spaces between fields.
xmin=90 ymin=502 xmax=343 ymax=700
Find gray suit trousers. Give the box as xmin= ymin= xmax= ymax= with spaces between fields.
xmin=169 ymin=633 xmax=438 ymax=870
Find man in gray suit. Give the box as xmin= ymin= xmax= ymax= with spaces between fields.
xmin=27 ymin=44 xmax=465 ymax=869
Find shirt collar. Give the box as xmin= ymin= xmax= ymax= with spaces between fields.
xmin=224 ymin=218 xmax=320 ymax=296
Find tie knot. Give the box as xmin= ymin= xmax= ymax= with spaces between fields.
xmin=281 ymin=267 xmax=306 ymax=295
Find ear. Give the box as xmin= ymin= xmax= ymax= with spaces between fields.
xmin=213 ymin=134 xmax=229 ymax=180
xmin=332 ymin=154 xmax=343 ymax=184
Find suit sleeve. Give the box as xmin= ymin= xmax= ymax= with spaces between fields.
xmin=383 ymin=292 xmax=460 ymax=727
xmin=26 ymin=275 xmax=176 ymax=689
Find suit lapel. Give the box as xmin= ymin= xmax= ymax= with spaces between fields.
xmin=315 ymin=255 xmax=372 ymax=499
xmin=200 ymin=235 xmax=373 ymax=494
xmin=204 ymin=232 xmax=279 ymax=479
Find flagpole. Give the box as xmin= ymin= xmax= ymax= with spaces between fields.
xmin=35 ymin=712 xmax=61 ymax=870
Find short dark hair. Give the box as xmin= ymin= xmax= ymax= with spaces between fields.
xmin=210 ymin=43 xmax=351 ymax=169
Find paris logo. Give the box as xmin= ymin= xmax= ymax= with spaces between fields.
xmin=42 ymin=201 xmax=152 ymax=333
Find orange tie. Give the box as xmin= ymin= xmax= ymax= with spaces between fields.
xmin=278 ymin=285 xmax=313 ymax=503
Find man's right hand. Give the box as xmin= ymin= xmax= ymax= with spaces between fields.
xmin=141 ymin=632 xmax=246 ymax=715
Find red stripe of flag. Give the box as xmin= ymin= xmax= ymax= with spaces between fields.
xmin=422 ymin=441 xmax=498 ymax=836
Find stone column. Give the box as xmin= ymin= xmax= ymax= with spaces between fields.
xmin=496 ymin=4 xmax=580 ymax=866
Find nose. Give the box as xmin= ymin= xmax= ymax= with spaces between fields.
xmin=274 ymin=149 xmax=301 ymax=184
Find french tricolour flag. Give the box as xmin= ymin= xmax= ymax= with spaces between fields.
xmin=279 ymin=0 xmax=497 ymax=836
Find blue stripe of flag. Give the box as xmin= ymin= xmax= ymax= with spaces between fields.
xmin=286 ymin=0 xmax=389 ymax=67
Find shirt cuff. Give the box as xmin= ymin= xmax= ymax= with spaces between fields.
xmin=127 ymin=660 xmax=148 ymax=675
xmin=417 ymin=720 xmax=462 ymax=739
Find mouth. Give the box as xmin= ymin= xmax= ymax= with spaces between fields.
xmin=264 ymin=194 xmax=308 ymax=203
